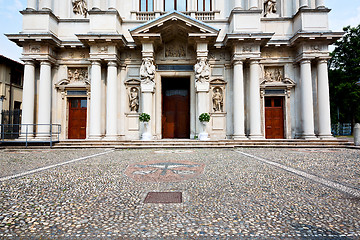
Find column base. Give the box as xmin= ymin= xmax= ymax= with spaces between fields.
xmin=103 ymin=136 xmax=118 ymax=141
xmin=87 ymin=136 xmax=102 ymax=140
xmin=300 ymin=134 xmax=318 ymax=140
xmin=233 ymin=135 xmax=248 ymax=140
xmin=317 ymin=134 xmax=335 ymax=140
xmin=248 ymin=135 xmax=264 ymax=140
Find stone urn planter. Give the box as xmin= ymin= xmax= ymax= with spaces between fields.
xmin=139 ymin=113 xmax=151 ymax=141
xmin=198 ymin=113 xmax=210 ymax=141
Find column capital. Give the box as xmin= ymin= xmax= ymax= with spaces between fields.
xmin=249 ymin=60 xmax=260 ymax=65
xmin=318 ymin=58 xmax=330 ymax=64
xmin=91 ymin=60 xmax=101 ymax=66
xmin=40 ymin=61 xmax=52 ymax=66
xmin=107 ymin=61 xmax=118 ymax=67
xmin=233 ymin=60 xmax=243 ymax=66
xmin=300 ymin=59 xmax=312 ymax=65
xmin=24 ymin=60 xmax=35 ymax=66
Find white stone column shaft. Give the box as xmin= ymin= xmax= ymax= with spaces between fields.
xmin=105 ymin=61 xmax=118 ymax=140
xmin=249 ymin=0 xmax=258 ymax=9
xmin=300 ymin=0 xmax=309 ymax=8
xmin=27 ymin=0 xmax=37 ymax=10
xmin=108 ymin=0 xmax=116 ymax=9
xmin=37 ymin=61 xmax=52 ymax=138
xmin=317 ymin=59 xmax=333 ymax=139
xmin=300 ymin=59 xmax=316 ymax=139
xmin=89 ymin=61 xmax=102 ymax=139
xmin=40 ymin=0 xmax=52 ymax=10
xmin=316 ymin=0 xmax=325 ymax=8
xmin=20 ymin=61 xmax=36 ymax=137
xmin=234 ymin=0 xmax=243 ymax=9
xmin=93 ymin=0 xmax=101 ymax=9
xmin=233 ymin=61 xmax=246 ymax=139
xmin=249 ymin=60 xmax=263 ymax=139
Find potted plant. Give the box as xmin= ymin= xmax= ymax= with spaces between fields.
xmin=139 ymin=113 xmax=151 ymax=141
xmin=198 ymin=113 xmax=210 ymax=141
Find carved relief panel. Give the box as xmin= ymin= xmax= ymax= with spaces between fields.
xmin=67 ymin=67 xmax=89 ymax=83
xmin=263 ymin=66 xmax=284 ymax=83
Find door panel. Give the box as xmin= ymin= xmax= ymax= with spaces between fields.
xmin=265 ymin=97 xmax=284 ymax=139
xmin=68 ymin=98 xmax=87 ymax=139
xmin=162 ymin=78 xmax=190 ymax=139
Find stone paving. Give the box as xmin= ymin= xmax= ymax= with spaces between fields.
xmin=0 ymin=148 xmax=359 ymax=239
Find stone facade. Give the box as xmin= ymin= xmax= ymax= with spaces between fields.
xmin=7 ymin=0 xmax=342 ymax=140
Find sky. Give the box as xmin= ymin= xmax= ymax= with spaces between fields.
xmin=0 ymin=0 xmax=360 ymax=62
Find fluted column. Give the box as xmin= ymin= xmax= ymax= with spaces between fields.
xmin=317 ymin=59 xmax=333 ymax=139
xmin=40 ymin=0 xmax=52 ymax=10
xmin=92 ymin=0 xmax=101 ymax=10
xmin=316 ymin=0 xmax=325 ymax=8
xmin=300 ymin=0 xmax=309 ymax=8
xmin=108 ymin=0 xmax=116 ymax=9
xmin=300 ymin=59 xmax=316 ymax=139
xmin=249 ymin=60 xmax=263 ymax=139
xmin=20 ymin=61 xmax=36 ymax=138
xmin=27 ymin=0 xmax=37 ymax=10
xmin=37 ymin=61 xmax=52 ymax=138
xmin=105 ymin=61 xmax=118 ymax=140
xmin=249 ymin=0 xmax=258 ymax=9
xmin=234 ymin=0 xmax=243 ymax=9
xmin=89 ymin=61 xmax=102 ymax=139
xmin=233 ymin=61 xmax=246 ymax=139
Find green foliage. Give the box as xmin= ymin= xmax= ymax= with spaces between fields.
xmin=329 ymin=25 xmax=360 ymax=124
xmin=199 ymin=113 xmax=210 ymax=122
xmin=139 ymin=113 xmax=150 ymax=122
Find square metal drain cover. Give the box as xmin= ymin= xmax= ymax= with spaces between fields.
xmin=144 ymin=192 xmax=182 ymax=204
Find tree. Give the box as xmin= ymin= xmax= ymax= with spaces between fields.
xmin=329 ymin=25 xmax=360 ymax=127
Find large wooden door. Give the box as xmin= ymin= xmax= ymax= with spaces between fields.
xmin=68 ymin=98 xmax=87 ymax=139
xmin=162 ymin=78 xmax=190 ymax=139
xmin=265 ymin=97 xmax=284 ymax=139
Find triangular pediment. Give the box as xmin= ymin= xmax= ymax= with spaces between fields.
xmin=130 ymin=11 xmax=219 ymax=36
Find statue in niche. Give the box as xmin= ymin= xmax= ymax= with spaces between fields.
xmin=195 ymin=58 xmax=210 ymax=83
xmin=72 ymin=0 xmax=88 ymax=17
xmin=212 ymin=88 xmax=223 ymax=112
xmin=140 ymin=58 xmax=156 ymax=84
xmin=129 ymin=87 xmax=139 ymax=113
xmin=264 ymin=0 xmax=277 ymax=17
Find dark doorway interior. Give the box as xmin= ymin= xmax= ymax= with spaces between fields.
xmin=162 ymin=77 xmax=190 ymax=139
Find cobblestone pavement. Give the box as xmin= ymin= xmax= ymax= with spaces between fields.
xmin=0 ymin=148 xmax=359 ymax=239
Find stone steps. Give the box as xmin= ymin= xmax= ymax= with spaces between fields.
xmin=53 ymin=139 xmax=354 ymax=149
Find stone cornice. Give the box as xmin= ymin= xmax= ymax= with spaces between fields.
xmin=223 ymin=32 xmax=274 ymax=47
xmin=20 ymin=9 xmax=59 ymax=22
xmin=289 ymin=31 xmax=344 ymax=46
xmin=6 ymin=33 xmax=62 ymax=47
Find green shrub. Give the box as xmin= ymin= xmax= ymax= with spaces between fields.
xmin=139 ymin=113 xmax=150 ymax=122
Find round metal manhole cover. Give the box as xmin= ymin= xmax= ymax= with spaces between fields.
xmin=125 ymin=160 xmax=205 ymax=182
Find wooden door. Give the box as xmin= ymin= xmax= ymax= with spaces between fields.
xmin=265 ymin=97 xmax=284 ymax=139
xmin=68 ymin=98 xmax=87 ymax=139
xmin=162 ymin=78 xmax=190 ymax=139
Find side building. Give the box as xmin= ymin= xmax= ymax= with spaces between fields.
xmin=7 ymin=0 xmax=342 ymax=140
xmin=0 ymin=55 xmax=23 ymax=127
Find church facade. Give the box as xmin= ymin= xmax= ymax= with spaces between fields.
xmin=7 ymin=0 xmax=342 ymax=140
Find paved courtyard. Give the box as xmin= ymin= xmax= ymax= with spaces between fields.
xmin=0 ymin=147 xmax=359 ymax=239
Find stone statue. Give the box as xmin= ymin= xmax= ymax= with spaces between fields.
xmin=129 ymin=87 xmax=139 ymax=112
xmin=212 ymin=88 xmax=223 ymax=112
xmin=264 ymin=0 xmax=277 ymax=17
xmin=274 ymin=68 xmax=283 ymax=82
xmin=195 ymin=58 xmax=210 ymax=83
xmin=140 ymin=58 xmax=156 ymax=84
xmin=72 ymin=0 xmax=88 ymax=17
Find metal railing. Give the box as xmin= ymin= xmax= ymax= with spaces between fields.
xmin=0 ymin=124 xmax=61 ymax=148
